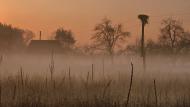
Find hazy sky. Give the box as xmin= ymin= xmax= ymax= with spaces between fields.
xmin=0 ymin=0 xmax=190 ymax=45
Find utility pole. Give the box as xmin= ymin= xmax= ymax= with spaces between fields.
xmin=138 ymin=14 xmax=149 ymax=71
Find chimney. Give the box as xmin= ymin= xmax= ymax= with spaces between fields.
xmin=39 ymin=31 xmax=42 ymax=40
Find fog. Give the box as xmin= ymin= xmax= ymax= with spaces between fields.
xmin=1 ymin=54 xmax=190 ymax=107
xmin=1 ymin=54 xmax=190 ymax=80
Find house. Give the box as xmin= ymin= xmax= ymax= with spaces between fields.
xmin=27 ymin=40 xmax=63 ymax=54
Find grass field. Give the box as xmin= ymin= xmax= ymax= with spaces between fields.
xmin=0 ymin=54 xmax=190 ymax=107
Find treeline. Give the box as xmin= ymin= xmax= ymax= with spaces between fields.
xmin=79 ymin=18 xmax=190 ymax=56
xmin=126 ymin=18 xmax=190 ymax=56
xmin=0 ymin=17 xmax=190 ymax=55
xmin=0 ymin=23 xmax=34 ymax=52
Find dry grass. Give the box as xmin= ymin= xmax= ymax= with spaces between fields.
xmin=0 ymin=54 xmax=190 ymax=107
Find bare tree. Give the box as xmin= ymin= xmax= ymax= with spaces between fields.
xmin=159 ymin=18 xmax=187 ymax=54
xmin=179 ymin=32 xmax=190 ymax=53
xmin=91 ymin=18 xmax=130 ymax=55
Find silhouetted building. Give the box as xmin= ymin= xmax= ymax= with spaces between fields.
xmin=27 ymin=40 xmax=63 ymax=54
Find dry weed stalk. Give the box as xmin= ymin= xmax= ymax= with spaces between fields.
xmin=91 ymin=64 xmax=94 ymax=81
xmin=0 ymin=81 xmax=1 ymax=107
xmin=126 ymin=62 xmax=134 ymax=107
xmin=12 ymin=84 xmax=16 ymax=100
xmin=85 ymin=71 xmax=90 ymax=100
xmin=102 ymin=80 xmax=112 ymax=99
xmin=154 ymin=79 xmax=158 ymax=107
xmin=20 ymin=67 xmax=24 ymax=87
xmin=68 ymin=67 xmax=72 ymax=89
xmin=0 ymin=55 xmax=2 ymax=107
xmin=102 ymin=57 xmax=105 ymax=78
xmin=49 ymin=51 xmax=55 ymax=82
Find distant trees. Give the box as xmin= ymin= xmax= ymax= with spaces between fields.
xmin=125 ymin=18 xmax=190 ymax=55
xmin=23 ymin=30 xmax=35 ymax=45
xmin=91 ymin=18 xmax=130 ymax=55
xmin=0 ymin=23 xmax=34 ymax=52
xmin=54 ymin=28 xmax=76 ymax=49
xmin=78 ymin=45 xmax=96 ymax=55
xmin=1 ymin=17 xmax=190 ymax=56
xmin=159 ymin=18 xmax=190 ymax=54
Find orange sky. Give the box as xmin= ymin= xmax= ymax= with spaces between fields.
xmin=0 ymin=0 xmax=190 ymax=45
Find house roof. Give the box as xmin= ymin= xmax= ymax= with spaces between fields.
xmin=27 ymin=40 xmax=63 ymax=53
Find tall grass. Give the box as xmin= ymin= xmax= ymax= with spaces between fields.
xmin=0 ymin=54 xmax=190 ymax=107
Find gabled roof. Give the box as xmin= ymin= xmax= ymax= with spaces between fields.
xmin=27 ymin=40 xmax=63 ymax=53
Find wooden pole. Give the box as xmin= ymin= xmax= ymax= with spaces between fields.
xmin=141 ymin=23 xmax=146 ymax=71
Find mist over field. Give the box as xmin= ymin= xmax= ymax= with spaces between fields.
xmin=1 ymin=54 xmax=190 ymax=77
xmin=1 ymin=0 xmax=190 ymax=106
xmin=0 ymin=54 xmax=190 ymax=107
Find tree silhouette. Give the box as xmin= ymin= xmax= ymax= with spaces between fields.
xmin=23 ymin=30 xmax=35 ymax=45
xmin=54 ymin=28 xmax=76 ymax=49
xmin=0 ymin=23 xmax=33 ymax=52
xmin=159 ymin=18 xmax=190 ymax=54
xmin=91 ymin=18 xmax=130 ymax=55
xmin=138 ymin=14 xmax=149 ymax=71
xmin=146 ymin=39 xmax=161 ymax=54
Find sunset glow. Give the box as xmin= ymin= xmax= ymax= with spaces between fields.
xmin=1 ymin=1 xmax=190 ymax=106
xmin=1 ymin=0 xmax=190 ymax=45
